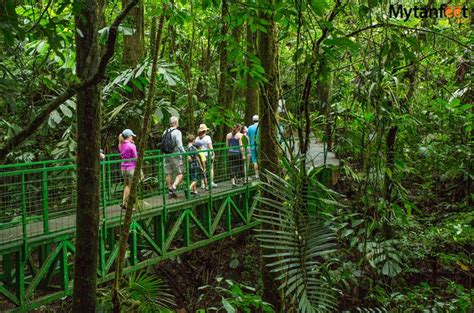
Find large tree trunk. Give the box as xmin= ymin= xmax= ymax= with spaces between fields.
xmin=229 ymin=10 xmax=242 ymax=105
xmin=72 ymin=0 xmax=102 ymax=311
xmin=257 ymin=0 xmax=281 ymax=307
xmin=122 ymin=0 xmax=145 ymax=65
xmin=122 ymin=0 xmax=145 ymax=99
xmin=244 ymin=18 xmax=259 ymax=125
xmin=168 ymin=0 xmax=177 ymax=107
xmin=258 ymin=6 xmax=279 ymax=174
xmin=216 ymin=0 xmax=231 ymax=141
xmin=184 ymin=0 xmax=196 ymax=132
xmin=196 ymin=28 xmax=212 ymax=104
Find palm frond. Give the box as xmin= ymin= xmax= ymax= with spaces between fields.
xmin=255 ymin=166 xmax=338 ymax=312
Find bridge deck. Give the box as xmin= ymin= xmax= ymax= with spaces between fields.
xmin=0 ymin=180 xmax=241 ymax=246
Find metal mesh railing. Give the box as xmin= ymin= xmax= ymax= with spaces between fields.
xmin=0 ymin=144 xmax=255 ymax=245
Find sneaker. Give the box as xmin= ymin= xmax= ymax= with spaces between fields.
xmin=168 ymin=187 xmax=177 ymax=198
xmin=201 ymin=185 xmax=207 ymax=190
xmin=191 ymin=191 xmax=199 ymax=196
xmin=232 ymin=183 xmax=238 ymax=188
xmin=120 ymin=204 xmax=136 ymax=211
xmin=211 ymin=182 xmax=218 ymax=188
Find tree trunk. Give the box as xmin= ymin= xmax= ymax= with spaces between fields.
xmin=196 ymin=28 xmax=212 ymax=104
xmin=185 ymin=0 xmax=196 ymax=131
xmin=315 ymin=60 xmax=333 ymax=150
xmin=257 ymin=0 xmax=281 ymax=307
xmin=72 ymin=0 xmax=102 ymax=311
xmin=122 ymin=0 xmax=145 ymax=99
xmin=244 ymin=18 xmax=259 ymax=125
xmin=216 ymin=0 xmax=230 ymax=141
xmin=298 ymin=0 xmax=340 ymax=154
xmin=258 ymin=7 xmax=279 ymax=174
xmin=168 ymin=0 xmax=177 ymax=107
xmin=229 ymin=10 xmax=242 ymax=105
xmin=384 ymin=63 xmax=417 ymax=200
xmin=122 ymin=0 xmax=145 ymax=65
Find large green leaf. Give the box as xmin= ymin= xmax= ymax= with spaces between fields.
xmin=255 ymin=166 xmax=337 ymax=312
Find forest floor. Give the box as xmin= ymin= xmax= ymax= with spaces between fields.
xmin=33 ymin=230 xmax=260 ymax=312
xmin=155 ymin=230 xmax=261 ymax=312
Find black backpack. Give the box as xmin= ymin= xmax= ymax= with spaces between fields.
xmin=160 ymin=128 xmax=176 ymax=154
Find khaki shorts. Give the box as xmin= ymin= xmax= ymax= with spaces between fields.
xmin=122 ymin=169 xmax=134 ymax=185
xmin=122 ymin=169 xmax=144 ymax=185
xmin=165 ymin=156 xmax=184 ymax=176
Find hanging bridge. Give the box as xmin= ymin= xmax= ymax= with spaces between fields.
xmin=0 ymin=144 xmax=262 ymax=311
xmin=0 ymin=140 xmax=338 ymax=311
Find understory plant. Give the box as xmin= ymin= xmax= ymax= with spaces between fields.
xmin=97 ymin=271 xmax=175 ymax=312
xmin=197 ymin=277 xmax=274 ymax=313
xmin=254 ymin=159 xmax=339 ymax=312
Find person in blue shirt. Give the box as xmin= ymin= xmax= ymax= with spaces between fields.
xmin=247 ymin=115 xmax=260 ymax=179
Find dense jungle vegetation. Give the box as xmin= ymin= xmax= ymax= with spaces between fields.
xmin=0 ymin=0 xmax=472 ymax=311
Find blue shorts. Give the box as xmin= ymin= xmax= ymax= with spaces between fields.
xmin=250 ymin=149 xmax=258 ymax=164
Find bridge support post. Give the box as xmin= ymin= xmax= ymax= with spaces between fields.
xmin=183 ymin=209 xmax=190 ymax=246
xmin=15 ymin=250 xmax=25 ymax=311
xmin=99 ymin=229 xmax=106 ymax=277
xmin=153 ymin=215 xmax=165 ymax=252
xmin=59 ymin=242 xmax=69 ymax=291
xmin=2 ymin=253 xmax=13 ymax=286
xmin=226 ymin=199 xmax=232 ymax=232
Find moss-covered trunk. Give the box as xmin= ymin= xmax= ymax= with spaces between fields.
xmin=72 ymin=0 xmax=102 ymax=311
xmin=257 ymin=0 xmax=281 ymax=308
xmin=122 ymin=0 xmax=145 ymax=99
xmin=244 ymin=16 xmax=259 ymax=125
xmin=216 ymin=0 xmax=230 ymax=141
xmin=122 ymin=0 xmax=145 ymax=65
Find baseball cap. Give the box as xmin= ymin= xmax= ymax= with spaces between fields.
xmin=122 ymin=129 xmax=137 ymax=138
xmin=252 ymin=115 xmax=259 ymax=122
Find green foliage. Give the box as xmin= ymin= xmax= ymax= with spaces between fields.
xmin=367 ymin=282 xmax=473 ymax=312
xmin=255 ymin=163 xmax=338 ymax=312
xmin=97 ymin=271 xmax=176 ymax=312
xmin=198 ymin=277 xmax=274 ymax=313
xmin=0 ymin=0 xmax=472 ymax=310
xmin=359 ymin=240 xmax=403 ymax=278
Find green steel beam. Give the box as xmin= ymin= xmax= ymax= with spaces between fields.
xmin=0 ymin=284 xmax=18 ymax=305
xmin=0 ymin=145 xmax=260 ymax=311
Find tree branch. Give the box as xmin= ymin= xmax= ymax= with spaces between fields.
xmin=0 ymin=0 xmax=139 ymax=162
xmin=26 ymin=0 xmax=53 ymax=33
xmin=345 ymin=22 xmax=472 ymax=50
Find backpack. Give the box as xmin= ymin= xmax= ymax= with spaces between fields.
xmin=160 ymin=128 xmax=176 ymax=154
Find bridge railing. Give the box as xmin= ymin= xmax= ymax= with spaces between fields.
xmin=0 ymin=144 xmax=255 ymax=246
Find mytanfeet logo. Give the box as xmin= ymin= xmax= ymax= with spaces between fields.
xmin=389 ymin=4 xmax=469 ymax=23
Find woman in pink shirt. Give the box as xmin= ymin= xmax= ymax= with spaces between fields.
xmin=118 ymin=129 xmax=137 ymax=209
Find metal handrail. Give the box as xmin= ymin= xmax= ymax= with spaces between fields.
xmin=0 ymin=144 xmax=254 ymax=244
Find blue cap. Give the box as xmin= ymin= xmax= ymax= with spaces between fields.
xmin=122 ymin=129 xmax=137 ymax=138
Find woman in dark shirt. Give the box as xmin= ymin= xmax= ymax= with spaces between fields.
xmin=226 ymin=125 xmax=245 ymax=187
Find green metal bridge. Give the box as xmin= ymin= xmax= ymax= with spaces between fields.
xmin=0 ymin=145 xmax=259 ymax=311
